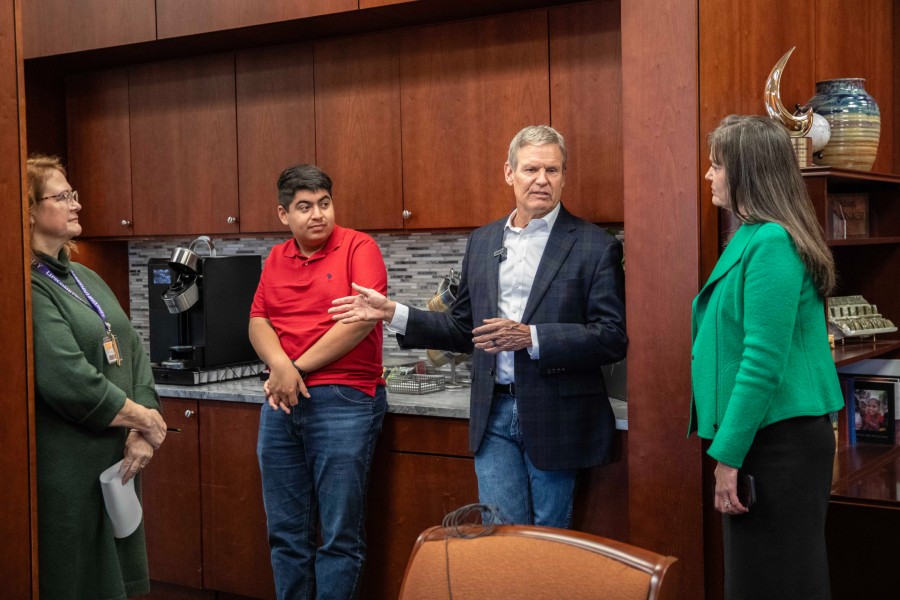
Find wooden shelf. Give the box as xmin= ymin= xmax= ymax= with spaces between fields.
xmin=832 ymin=338 xmax=900 ymax=367
xmin=802 ymin=166 xmax=900 ymax=187
xmin=831 ymin=443 xmax=900 ymax=507
xmin=828 ymin=236 xmax=900 ymax=247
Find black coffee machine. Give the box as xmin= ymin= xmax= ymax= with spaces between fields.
xmin=149 ymin=237 xmax=261 ymax=384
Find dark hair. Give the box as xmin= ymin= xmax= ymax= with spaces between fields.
xmin=277 ymin=164 xmax=333 ymax=210
xmin=709 ymin=115 xmax=835 ymax=296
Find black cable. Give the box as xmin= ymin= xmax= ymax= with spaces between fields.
xmin=440 ymin=504 xmax=507 ymax=599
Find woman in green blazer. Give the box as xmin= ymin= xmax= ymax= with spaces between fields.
xmin=690 ymin=116 xmax=844 ymax=600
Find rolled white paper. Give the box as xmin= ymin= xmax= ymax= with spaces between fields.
xmin=99 ymin=459 xmax=143 ymax=538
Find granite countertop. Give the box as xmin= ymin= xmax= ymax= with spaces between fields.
xmin=155 ymin=378 xmax=628 ymax=430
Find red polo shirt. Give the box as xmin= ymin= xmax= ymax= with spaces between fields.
xmin=250 ymin=225 xmax=387 ymax=395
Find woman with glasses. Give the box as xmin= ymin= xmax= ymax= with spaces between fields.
xmin=28 ymin=154 xmax=168 ymax=599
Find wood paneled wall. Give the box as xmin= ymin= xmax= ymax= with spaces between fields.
xmin=129 ymin=54 xmax=240 ymax=236
xmin=0 ymin=0 xmax=35 ymax=597
xmin=314 ymin=32 xmax=404 ymax=230
xmin=699 ymin=0 xmax=896 ymax=279
xmin=399 ymin=10 xmax=550 ymax=229
xmin=549 ymin=1 xmax=623 ymax=222
xmin=621 ymin=1 xmax=704 ymax=599
xmin=22 ymin=0 xmax=155 ymax=58
xmin=236 ymin=43 xmax=316 ymax=233
xmin=815 ymin=0 xmax=894 ymax=175
xmin=155 ymin=0 xmax=357 ymax=39
xmin=896 ymin=1 xmax=900 ymax=175
xmin=66 ymin=69 xmax=133 ymax=238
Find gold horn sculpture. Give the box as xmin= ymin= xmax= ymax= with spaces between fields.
xmin=764 ymin=47 xmax=813 ymax=137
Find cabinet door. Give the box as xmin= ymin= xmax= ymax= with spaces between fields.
xmin=363 ymin=452 xmax=478 ymax=600
xmin=400 ymin=11 xmax=549 ymax=229
xmin=549 ymin=1 xmax=623 ymax=223
xmin=23 ymin=0 xmax=155 ymax=59
xmin=130 ymin=54 xmax=240 ymax=236
xmin=315 ymin=32 xmax=403 ymax=231
xmin=236 ymin=44 xmax=315 ymax=234
xmin=143 ymin=398 xmax=203 ymax=589
xmin=66 ymin=69 xmax=134 ymax=238
xmin=362 ymin=414 xmax=477 ymax=600
xmin=200 ymin=401 xmax=275 ymax=600
xmin=156 ymin=0 xmax=357 ymax=39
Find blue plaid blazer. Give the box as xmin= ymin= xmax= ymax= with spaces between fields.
xmin=398 ymin=204 xmax=627 ymax=470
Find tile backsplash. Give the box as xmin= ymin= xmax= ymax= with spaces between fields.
xmin=128 ymin=231 xmax=468 ymax=365
xmin=129 ymin=228 xmax=626 ymax=398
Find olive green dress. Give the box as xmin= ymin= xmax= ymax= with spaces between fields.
xmin=32 ymin=250 xmax=160 ymax=600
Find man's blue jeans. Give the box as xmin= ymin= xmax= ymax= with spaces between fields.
xmin=257 ymin=384 xmax=386 ymax=600
xmin=474 ymin=392 xmax=577 ymax=528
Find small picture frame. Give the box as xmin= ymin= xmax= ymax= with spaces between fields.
xmin=829 ymin=193 xmax=869 ymax=239
xmin=853 ymin=377 xmax=897 ymax=444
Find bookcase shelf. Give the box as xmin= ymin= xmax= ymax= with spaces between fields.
xmin=833 ymin=338 xmax=900 ymax=367
xmin=802 ymin=167 xmax=900 ymax=371
xmin=828 ymin=236 xmax=900 ymax=247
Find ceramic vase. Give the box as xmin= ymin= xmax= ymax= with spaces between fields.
xmin=806 ymin=78 xmax=880 ymax=171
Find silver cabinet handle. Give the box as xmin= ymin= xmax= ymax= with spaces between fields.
xmin=402 ymin=210 xmax=412 ymax=220
xmin=121 ymin=219 xmax=131 ymax=227
xmin=184 ymin=410 xmax=194 ymax=418
xmin=226 ymin=216 xmax=238 ymax=224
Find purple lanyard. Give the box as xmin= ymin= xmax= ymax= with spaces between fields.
xmin=32 ymin=261 xmax=111 ymax=334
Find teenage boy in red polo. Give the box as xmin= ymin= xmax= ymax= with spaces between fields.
xmin=249 ymin=164 xmax=387 ymax=600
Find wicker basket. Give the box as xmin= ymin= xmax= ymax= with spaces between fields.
xmin=386 ymin=373 xmax=446 ymax=395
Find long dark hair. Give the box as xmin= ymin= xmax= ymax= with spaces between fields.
xmin=709 ymin=115 xmax=835 ymax=296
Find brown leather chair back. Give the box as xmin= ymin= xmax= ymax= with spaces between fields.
xmin=398 ymin=524 xmax=680 ymax=600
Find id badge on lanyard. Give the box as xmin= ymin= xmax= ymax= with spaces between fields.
xmin=33 ymin=260 xmax=122 ymax=366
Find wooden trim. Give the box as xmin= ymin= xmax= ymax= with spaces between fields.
xmin=622 ymin=1 xmax=704 ymax=599
xmin=0 ymin=0 xmax=36 ymax=596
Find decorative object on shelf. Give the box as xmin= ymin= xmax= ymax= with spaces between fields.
xmin=807 ymin=113 xmax=831 ymax=153
xmin=829 ymin=193 xmax=869 ymax=239
xmin=425 ymin=269 xmax=470 ymax=385
xmin=806 ymin=78 xmax=880 ymax=171
xmin=851 ymin=377 xmax=897 ymax=445
xmin=827 ymin=295 xmax=897 ymax=340
xmin=764 ymin=47 xmax=814 ymax=167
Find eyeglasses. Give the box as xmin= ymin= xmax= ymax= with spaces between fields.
xmin=42 ymin=189 xmax=80 ymax=206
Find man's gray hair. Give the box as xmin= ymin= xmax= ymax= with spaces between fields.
xmin=507 ymin=125 xmax=567 ymax=171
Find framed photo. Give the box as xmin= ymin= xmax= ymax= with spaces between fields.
xmin=853 ymin=377 xmax=897 ymax=444
xmin=829 ymin=193 xmax=869 ymax=239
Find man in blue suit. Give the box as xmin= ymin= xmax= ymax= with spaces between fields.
xmin=330 ymin=125 xmax=627 ymax=527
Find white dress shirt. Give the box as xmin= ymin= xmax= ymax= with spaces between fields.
xmin=389 ymin=203 xmax=560 ymax=385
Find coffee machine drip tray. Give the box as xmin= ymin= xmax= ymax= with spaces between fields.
xmin=152 ymin=361 xmax=265 ymax=385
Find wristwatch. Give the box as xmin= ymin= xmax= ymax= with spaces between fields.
xmin=293 ymin=363 xmax=310 ymax=380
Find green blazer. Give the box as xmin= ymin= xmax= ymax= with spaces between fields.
xmin=689 ymin=222 xmax=843 ymax=468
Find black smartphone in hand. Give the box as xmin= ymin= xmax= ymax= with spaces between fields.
xmin=738 ymin=473 xmax=756 ymax=509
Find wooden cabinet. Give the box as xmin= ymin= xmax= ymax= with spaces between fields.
xmin=143 ymin=399 xmax=203 ymax=589
xmin=130 ymin=54 xmax=241 ymax=236
xmin=314 ymin=32 xmax=404 ymax=231
xmin=143 ymin=398 xmax=275 ymax=600
xmin=199 ymin=401 xmax=274 ymax=599
xmin=399 ymin=11 xmax=550 ymax=229
xmin=57 ymin=4 xmax=630 ymax=237
xmin=66 ymin=68 xmax=135 ymax=238
xmin=363 ymin=415 xmax=478 ymax=600
xmin=802 ymin=167 xmax=900 ymax=366
xmin=156 ymin=0 xmax=357 ymax=39
xmin=235 ymin=44 xmax=316 ymax=234
xmin=549 ymin=1 xmax=624 ymax=223
xmin=22 ymin=0 xmax=156 ymax=59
